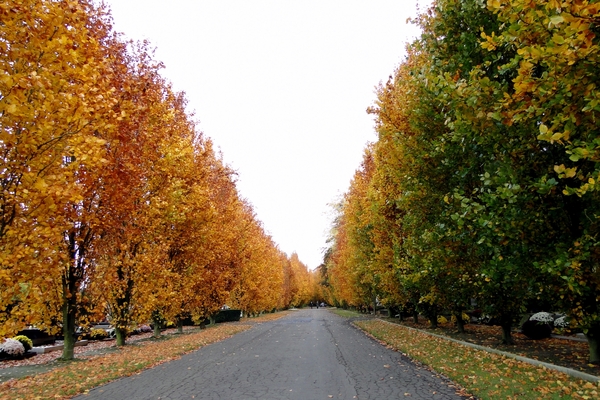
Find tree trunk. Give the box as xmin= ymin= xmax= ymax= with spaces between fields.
xmin=114 ymin=265 xmax=133 ymax=347
xmin=428 ymin=313 xmax=438 ymax=329
xmin=412 ymin=310 xmax=419 ymax=324
xmin=177 ymin=318 xmax=183 ymax=334
xmin=585 ymin=325 xmax=600 ymax=364
xmin=456 ymin=313 xmax=465 ymax=334
xmin=372 ymin=294 xmax=377 ymax=315
xmin=152 ymin=313 xmax=162 ymax=338
xmin=500 ymin=322 xmax=514 ymax=345
xmin=61 ymin=295 xmax=77 ymax=360
xmin=115 ymin=327 xmax=127 ymax=346
xmin=60 ymin=227 xmax=94 ymax=360
xmin=61 ymin=248 xmax=78 ymax=361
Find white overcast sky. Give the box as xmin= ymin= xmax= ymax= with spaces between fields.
xmin=103 ymin=0 xmax=431 ymax=270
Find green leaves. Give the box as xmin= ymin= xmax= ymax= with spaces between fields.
xmin=549 ymin=14 xmax=565 ymax=26
xmin=327 ymin=0 xmax=600 ymax=357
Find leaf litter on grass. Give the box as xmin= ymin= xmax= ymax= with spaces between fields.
xmin=390 ymin=318 xmax=598 ymax=376
xmin=0 ymin=311 xmax=291 ymax=399
xmin=355 ymin=319 xmax=600 ymax=400
xmin=0 ymin=324 xmax=250 ymax=399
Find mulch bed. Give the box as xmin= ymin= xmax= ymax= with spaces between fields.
xmin=385 ymin=317 xmax=599 ymax=377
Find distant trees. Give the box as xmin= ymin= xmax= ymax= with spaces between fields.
xmin=321 ymin=0 xmax=600 ymax=363
xmin=1 ymin=0 xmax=313 ymax=359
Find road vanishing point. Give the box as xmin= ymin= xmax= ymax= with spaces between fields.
xmin=76 ymin=309 xmax=465 ymax=399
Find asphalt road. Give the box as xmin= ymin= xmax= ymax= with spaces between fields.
xmin=76 ymin=309 xmax=464 ymax=399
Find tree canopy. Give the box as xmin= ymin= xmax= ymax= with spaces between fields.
xmin=1 ymin=0 xmax=316 ymax=359
xmin=321 ymin=0 xmax=600 ymax=363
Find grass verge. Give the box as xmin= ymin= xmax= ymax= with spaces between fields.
xmin=331 ymin=309 xmax=363 ymax=318
xmin=0 ymin=312 xmax=290 ymax=400
xmin=355 ymin=319 xmax=599 ymax=399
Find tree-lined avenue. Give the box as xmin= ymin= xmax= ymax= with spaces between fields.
xmin=76 ymin=309 xmax=462 ymax=400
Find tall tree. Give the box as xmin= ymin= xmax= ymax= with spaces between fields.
xmin=0 ymin=1 xmax=121 ymax=357
xmin=483 ymin=0 xmax=600 ymax=361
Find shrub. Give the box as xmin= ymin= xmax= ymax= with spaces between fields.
xmin=529 ymin=312 xmax=554 ymax=323
xmin=437 ymin=315 xmax=448 ymax=324
xmin=89 ymin=328 xmax=109 ymax=340
xmin=213 ymin=309 xmax=242 ymax=323
xmin=521 ymin=312 xmax=553 ymax=339
xmin=12 ymin=335 xmax=33 ymax=351
xmin=0 ymin=338 xmax=25 ymax=357
xmin=554 ymin=315 xmax=569 ymax=328
xmin=450 ymin=313 xmax=470 ymax=324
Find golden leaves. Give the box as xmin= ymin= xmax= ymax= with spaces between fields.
xmin=487 ymin=0 xmax=502 ymax=10
xmin=1 ymin=0 xmax=309 ymax=344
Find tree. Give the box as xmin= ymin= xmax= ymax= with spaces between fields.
xmin=228 ymin=210 xmax=285 ymax=315
xmin=483 ymin=0 xmax=600 ymax=362
xmin=90 ymin=56 xmax=198 ymax=344
xmin=401 ymin=0 xmax=549 ymax=342
xmin=0 ymin=1 xmax=122 ymax=359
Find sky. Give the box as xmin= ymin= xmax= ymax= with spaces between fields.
xmin=103 ymin=0 xmax=431 ymax=270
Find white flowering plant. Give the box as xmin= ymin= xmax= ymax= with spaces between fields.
xmin=527 ymin=312 xmax=573 ymax=335
xmin=0 ymin=338 xmax=25 ymax=357
xmin=529 ymin=312 xmax=555 ymax=324
xmin=554 ymin=315 xmax=569 ymax=328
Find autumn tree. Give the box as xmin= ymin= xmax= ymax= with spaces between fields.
xmin=89 ymin=52 xmax=201 ymax=344
xmin=342 ymin=148 xmax=382 ymax=311
xmin=0 ymin=1 xmax=124 ymax=359
xmin=326 ymin=0 xmax=560 ymax=344
xmin=348 ymin=0 xmax=600 ymax=352
xmin=366 ymin=55 xmax=432 ymax=325
xmin=285 ymin=253 xmax=311 ymax=308
xmin=385 ymin=0 xmax=555 ymax=341
xmin=228 ymin=208 xmax=285 ymax=316
xmin=323 ymin=198 xmax=367 ymax=310
xmin=480 ymin=0 xmax=600 ymax=362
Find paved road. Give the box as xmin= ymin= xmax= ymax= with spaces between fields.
xmin=76 ymin=309 xmax=464 ymax=399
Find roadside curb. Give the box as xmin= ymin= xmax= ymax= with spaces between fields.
xmin=31 ymin=340 xmax=89 ymax=354
xmin=376 ymin=318 xmax=600 ymax=384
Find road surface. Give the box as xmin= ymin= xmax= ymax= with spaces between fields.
xmin=76 ymin=309 xmax=464 ymax=399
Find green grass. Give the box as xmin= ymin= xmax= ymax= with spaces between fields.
xmin=355 ymin=319 xmax=599 ymax=399
xmin=330 ymin=309 xmax=362 ymax=318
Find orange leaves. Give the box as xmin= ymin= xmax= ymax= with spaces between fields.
xmin=1 ymin=0 xmax=306 ymax=346
xmin=0 ymin=0 xmax=120 ymax=338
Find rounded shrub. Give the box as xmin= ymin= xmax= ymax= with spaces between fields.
xmin=521 ymin=312 xmax=554 ymax=340
xmin=0 ymin=338 xmax=25 ymax=358
xmin=450 ymin=313 xmax=471 ymax=324
xmin=89 ymin=328 xmax=109 ymax=340
xmin=12 ymin=335 xmax=33 ymax=351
